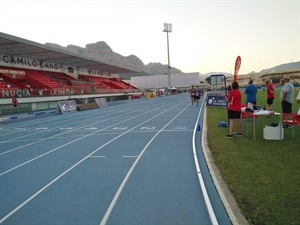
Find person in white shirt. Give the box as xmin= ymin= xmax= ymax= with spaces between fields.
xmin=280 ymin=76 xmax=294 ymax=113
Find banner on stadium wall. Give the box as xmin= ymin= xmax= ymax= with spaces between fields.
xmin=56 ymin=100 xmax=78 ymax=114
xmin=95 ymin=98 xmax=108 ymax=107
xmin=0 ymin=54 xmax=61 ymax=72
xmin=206 ymin=95 xmax=227 ymax=107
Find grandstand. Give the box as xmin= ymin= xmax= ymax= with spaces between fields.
xmin=0 ymin=32 xmax=141 ymax=115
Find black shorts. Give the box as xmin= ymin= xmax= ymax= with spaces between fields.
xmin=281 ymin=100 xmax=292 ymax=113
xmin=228 ymin=109 xmax=241 ymax=119
xmin=267 ymin=98 xmax=274 ymax=105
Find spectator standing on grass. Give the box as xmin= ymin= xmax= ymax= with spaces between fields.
xmin=12 ymin=95 xmax=18 ymax=113
xmin=225 ymin=81 xmax=242 ymax=138
xmin=244 ymin=79 xmax=257 ymax=106
xmin=296 ymin=89 xmax=300 ymax=116
xmin=280 ymin=76 xmax=294 ymax=113
xmin=265 ymin=79 xmax=275 ymax=111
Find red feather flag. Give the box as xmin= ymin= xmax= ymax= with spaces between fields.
xmin=234 ymin=56 xmax=241 ymax=82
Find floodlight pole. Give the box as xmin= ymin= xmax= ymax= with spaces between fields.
xmin=163 ymin=23 xmax=172 ymax=88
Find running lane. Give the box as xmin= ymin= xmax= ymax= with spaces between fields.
xmin=0 ymin=93 xmax=231 ymax=225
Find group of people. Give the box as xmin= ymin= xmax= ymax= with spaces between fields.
xmin=190 ymin=85 xmax=203 ymax=106
xmin=225 ymin=76 xmax=300 ymax=138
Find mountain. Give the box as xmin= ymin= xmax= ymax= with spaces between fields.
xmin=258 ymin=61 xmax=300 ymax=74
xmin=144 ymin=62 xmax=182 ymax=74
xmin=202 ymin=61 xmax=300 ymax=79
xmin=46 ymin=42 xmax=299 ymax=77
xmin=45 ymin=42 xmax=181 ymax=75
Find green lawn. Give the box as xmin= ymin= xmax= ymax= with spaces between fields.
xmin=206 ymin=89 xmax=300 ymax=225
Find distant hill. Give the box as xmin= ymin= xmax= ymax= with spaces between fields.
xmin=202 ymin=61 xmax=300 ymax=80
xmin=259 ymin=61 xmax=300 ymax=74
xmin=46 ymin=41 xmax=299 ymax=78
xmin=45 ymin=42 xmax=182 ymax=75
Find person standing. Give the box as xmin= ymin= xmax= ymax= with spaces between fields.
xmin=296 ymin=89 xmax=300 ymax=116
xmin=280 ymin=76 xmax=294 ymax=113
xmin=190 ymin=85 xmax=196 ymax=105
xmin=244 ymin=79 xmax=257 ymax=106
xmin=194 ymin=86 xmax=201 ymax=106
xmin=12 ymin=95 xmax=18 ymax=113
xmin=265 ymin=79 xmax=275 ymax=111
xmin=225 ymin=81 xmax=242 ymax=138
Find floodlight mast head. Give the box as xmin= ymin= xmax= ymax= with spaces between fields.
xmin=163 ymin=23 xmax=172 ymax=32
xmin=163 ymin=23 xmax=172 ymax=88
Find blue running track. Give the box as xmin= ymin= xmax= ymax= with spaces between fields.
xmin=0 ymin=93 xmax=232 ymax=225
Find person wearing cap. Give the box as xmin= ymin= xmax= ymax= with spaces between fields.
xmin=280 ymin=76 xmax=294 ymax=113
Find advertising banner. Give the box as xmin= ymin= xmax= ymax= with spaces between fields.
xmin=57 ymin=100 xmax=78 ymax=114
xmin=95 ymin=98 xmax=108 ymax=107
xmin=206 ymin=95 xmax=227 ymax=107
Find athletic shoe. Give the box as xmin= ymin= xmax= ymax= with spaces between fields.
xmin=237 ymin=133 xmax=242 ymax=137
xmin=283 ymin=124 xmax=293 ymax=129
xmin=225 ymin=134 xmax=233 ymax=138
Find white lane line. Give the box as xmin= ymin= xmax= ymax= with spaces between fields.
xmin=112 ymin=127 xmax=128 ymax=130
xmin=0 ymin=101 xmax=176 ymax=175
xmin=100 ymin=103 xmax=190 ymax=225
xmin=0 ymin=105 xmax=171 ymax=175
xmin=172 ymin=127 xmax=187 ymax=129
xmin=0 ymin=99 xmax=186 ymax=223
xmin=192 ymin=95 xmax=218 ymax=225
xmin=89 ymin=156 xmax=106 ymax=158
xmin=0 ymin=102 xmax=147 ymax=144
xmin=0 ymin=103 xmax=162 ymax=155
xmin=89 ymin=156 xmax=138 ymax=158
xmin=140 ymin=127 xmax=156 ymax=130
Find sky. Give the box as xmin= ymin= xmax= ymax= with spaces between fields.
xmin=0 ymin=0 xmax=299 ymax=75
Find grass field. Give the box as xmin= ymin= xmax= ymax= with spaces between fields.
xmin=206 ymin=88 xmax=300 ymax=225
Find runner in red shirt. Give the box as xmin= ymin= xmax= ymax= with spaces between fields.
xmin=190 ymin=85 xmax=196 ymax=105
xmin=225 ymin=81 xmax=242 ymax=138
xmin=12 ymin=95 xmax=18 ymax=113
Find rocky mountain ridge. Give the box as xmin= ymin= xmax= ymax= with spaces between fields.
xmin=46 ymin=41 xmax=299 ymax=77
xmin=45 ymin=41 xmax=182 ymax=75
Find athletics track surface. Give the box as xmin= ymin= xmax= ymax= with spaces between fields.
xmin=0 ymin=93 xmax=232 ymax=225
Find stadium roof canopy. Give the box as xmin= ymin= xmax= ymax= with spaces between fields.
xmin=0 ymin=32 xmax=137 ymax=74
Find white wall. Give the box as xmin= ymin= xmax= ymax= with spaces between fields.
xmin=130 ymin=72 xmax=200 ymax=89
